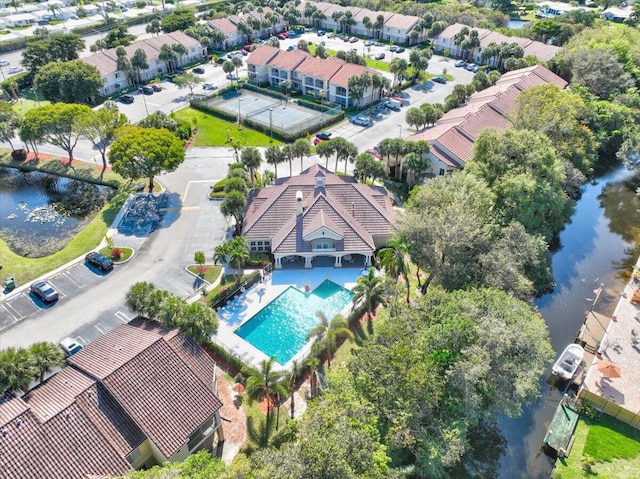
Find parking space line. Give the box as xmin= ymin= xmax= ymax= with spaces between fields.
xmin=76 ymin=336 xmax=86 ymax=345
xmin=115 ymin=311 xmax=131 ymax=323
xmin=95 ymin=323 xmax=105 ymax=335
xmin=63 ymin=271 xmax=85 ymax=288
xmin=1 ymin=303 xmax=21 ymax=321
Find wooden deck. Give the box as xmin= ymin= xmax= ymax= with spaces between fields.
xmin=543 ymin=396 xmax=580 ymax=458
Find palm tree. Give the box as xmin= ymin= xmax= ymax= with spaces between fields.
xmin=246 ymin=358 xmax=287 ymax=438
xmin=159 ymin=44 xmax=177 ymax=73
xmin=308 ymin=312 xmax=354 ymax=369
xmin=363 ymin=16 xmax=372 ymax=37
xmin=265 ymin=145 xmax=284 ymax=179
xmin=131 ymin=48 xmax=149 ymax=85
xmin=0 ymin=347 xmax=36 ymax=393
xmin=352 ymin=267 xmax=383 ymax=320
xmin=292 ymin=138 xmax=310 ymax=174
xmin=288 ymin=360 xmax=299 ymax=419
xmin=240 ymin=146 xmax=262 ymax=186
xmin=29 ymin=342 xmax=65 ymax=384
xmin=157 ymin=295 xmax=186 ymax=328
xmin=305 ymin=356 xmax=320 ymax=399
xmin=125 ymin=281 xmax=156 ymax=316
xmin=179 ymin=302 xmax=218 ymax=343
xmin=377 ymin=237 xmax=411 ymax=302
xmin=215 ymin=237 xmax=250 ymax=282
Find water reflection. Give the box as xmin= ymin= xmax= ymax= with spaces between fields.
xmin=497 ymin=165 xmax=640 ymax=478
xmin=0 ymin=167 xmax=115 ymax=258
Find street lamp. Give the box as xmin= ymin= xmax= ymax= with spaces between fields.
xmin=269 ymin=107 xmax=273 ymax=143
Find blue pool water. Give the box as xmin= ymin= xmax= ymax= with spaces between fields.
xmin=235 ymin=280 xmax=354 ymax=364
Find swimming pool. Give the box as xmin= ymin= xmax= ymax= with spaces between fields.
xmin=234 ymin=280 xmax=354 ymax=365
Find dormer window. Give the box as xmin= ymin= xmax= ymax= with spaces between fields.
xmin=315 ymin=176 xmax=325 ymax=188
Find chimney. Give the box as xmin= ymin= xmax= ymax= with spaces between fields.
xmin=296 ymin=191 xmax=303 ymax=216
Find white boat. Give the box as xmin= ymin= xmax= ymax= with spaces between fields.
xmin=551 ymin=344 xmax=585 ymax=380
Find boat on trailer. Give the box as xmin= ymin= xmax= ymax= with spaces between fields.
xmin=551 ymin=344 xmax=585 ymax=381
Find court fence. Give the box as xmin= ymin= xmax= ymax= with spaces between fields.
xmin=190 ymin=84 xmax=344 ymax=142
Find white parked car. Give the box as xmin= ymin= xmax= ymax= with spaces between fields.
xmin=0 ymin=60 xmax=9 ymax=67
xmin=7 ymin=66 xmax=23 ymax=74
xmin=59 ymin=337 xmax=83 ymax=356
xmin=203 ymin=83 xmax=217 ymax=90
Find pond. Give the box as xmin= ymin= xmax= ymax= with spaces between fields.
xmin=507 ymin=18 xmax=530 ymax=29
xmin=0 ymin=167 xmax=116 ymax=258
xmin=497 ymin=164 xmax=640 ymax=478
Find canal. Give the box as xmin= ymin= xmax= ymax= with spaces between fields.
xmin=497 ymin=164 xmax=640 ymax=478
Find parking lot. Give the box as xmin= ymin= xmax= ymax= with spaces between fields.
xmin=0 ymin=261 xmax=116 ymax=332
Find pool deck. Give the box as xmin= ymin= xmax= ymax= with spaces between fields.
xmin=213 ymin=267 xmax=362 ymax=371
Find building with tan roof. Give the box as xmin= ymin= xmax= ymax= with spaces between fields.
xmin=406 ymin=65 xmax=567 ymax=176
xmin=248 ymin=45 xmax=384 ymax=107
xmin=434 ymin=22 xmax=562 ymax=65
xmin=0 ymin=320 xmax=224 ymax=479
xmin=243 ymin=164 xmax=395 ymax=269
xmin=299 ymin=1 xmax=424 ymax=44
xmin=208 ymin=8 xmax=286 ymax=49
xmin=81 ymin=32 xmax=205 ymax=96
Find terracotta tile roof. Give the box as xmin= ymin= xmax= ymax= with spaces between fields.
xmin=330 ymin=63 xmax=375 ymax=88
xmin=68 ymin=324 xmax=162 ymax=380
xmin=0 ymin=402 xmax=133 ymax=479
xmin=101 ymin=331 xmax=222 ymax=458
xmin=247 ymin=44 xmax=279 ymax=66
xmin=384 ymin=13 xmax=420 ymax=31
xmin=244 ymin=164 xmax=394 ymax=252
xmin=0 ymin=393 xmax=28 ymax=427
xmin=407 ymin=65 xmax=566 ymax=166
xmin=82 ymin=32 xmax=202 ymax=77
xmin=303 ymin=208 xmax=343 ymax=238
xmin=209 ymin=17 xmax=238 ymax=34
xmin=436 ymin=22 xmax=561 ymax=62
xmin=352 ymin=7 xmax=380 ymax=23
xmin=82 ymin=51 xmax=117 ymax=77
xmin=267 ymin=49 xmax=311 ymax=71
xmin=296 ymin=55 xmax=345 ymax=80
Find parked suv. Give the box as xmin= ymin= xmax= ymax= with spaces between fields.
xmin=139 ymin=85 xmax=154 ymax=95
xmin=119 ymin=94 xmax=134 ymax=104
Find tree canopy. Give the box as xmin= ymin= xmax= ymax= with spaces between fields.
xmin=33 ymin=60 xmax=102 ymax=104
xmin=20 ymin=103 xmax=92 ymax=163
xmin=109 ymin=126 xmax=185 ymax=192
xmin=348 ymin=287 xmax=553 ymax=478
xmin=161 ymin=7 xmax=197 ymax=33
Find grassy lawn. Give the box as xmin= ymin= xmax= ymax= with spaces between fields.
xmin=12 ymin=98 xmax=51 ymax=115
xmin=171 ymin=107 xmax=280 ymax=147
xmin=187 ymin=264 xmax=223 ymax=284
xmin=554 ymin=415 xmax=640 ymax=478
xmin=0 ymin=149 xmax=127 ymax=286
xmin=365 ymin=58 xmax=390 ymax=72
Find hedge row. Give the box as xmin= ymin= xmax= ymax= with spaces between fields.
xmin=241 ymin=82 xmax=287 ymax=101
xmin=210 ymin=270 xmax=262 ymax=309
xmin=295 ymin=97 xmax=336 ymax=113
xmin=206 ymin=340 xmax=259 ymax=378
xmin=190 ymin=99 xmax=238 ymax=123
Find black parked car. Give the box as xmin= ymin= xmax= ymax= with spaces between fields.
xmin=139 ymin=85 xmax=154 ymax=95
xmin=85 ymin=251 xmax=114 ymax=271
xmin=431 ymin=76 xmax=447 ymax=84
xmin=192 ymin=67 xmax=205 ymax=74
xmin=119 ymin=94 xmax=134 ymax=104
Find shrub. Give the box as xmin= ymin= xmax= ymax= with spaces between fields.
xmin=11 ymin=149 xmax=27 ymax=162
xmin=110 ymin=248 xmax=122 ymax=259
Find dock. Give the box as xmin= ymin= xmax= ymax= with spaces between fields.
xmin=574 ymin=311 xmax=610 ymax=387
xmin=542 ymin=395 xmax=580 ymax=458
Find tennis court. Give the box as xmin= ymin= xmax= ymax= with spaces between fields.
xmin=204 ymin=91 xmax=331 ymax=135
